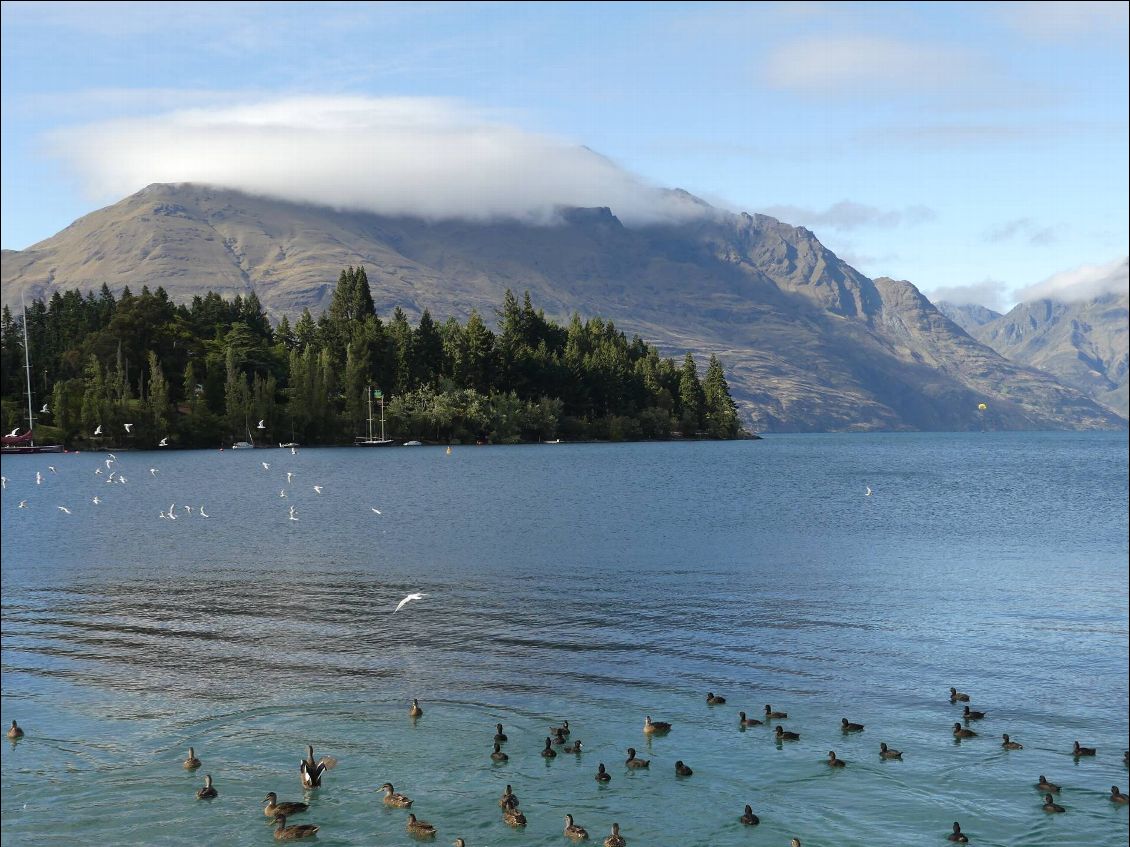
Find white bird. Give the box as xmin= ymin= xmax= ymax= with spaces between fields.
xmin=105 ymin=459 xmax=114 ymax=469
xmin=199 ymin=507 xmax=209 ymax=518
xmin=184 ymin=505 xmax=192 ymax=514
xmin=36 ymin=472 xmax=42 ymax=485
xmin=18 ymin=499 xmax=28 ymax=508
xmin=261 ymin=462 xmax=270 ymax=470
xmin=371 ymin=507 xmax=382 ymax=515
xmin=123 ymin=423 xmax=133 ymax=433
xmin=117 ymin=475 xmax=127 ymax=485
xmin=1 ymin=475 xmax=6 ymax=489
xmin=257 ymin=419 xmax=266 ymax=429
xmin=288 ymin=505 xmax=298 ymax=522
xmin=286 ymin=472 xmax=293 ymax=484
xmin=92 ymin=496 xmax=100 ymax=505
xmin=158 ymin=436 xmax=169 ymax=447
xmin=313 ymin=485 xmax=323 ymax=494
xmin=40 ymin=403 xmax=49 ymax=413
xmin=167 ymin=509 xmax=177 ymax=521
xmin=108 ymin=471 xmax=116 ymax=482
xmin=93 ymin=425 xmax=102 ymax=435
xmin=57 ymin=506 xmax=71 ymax=514
xmin=279 ymin=489 xmax=288 ymax=498
xmin=865 ymin=486 xmax=872 ymax=497
xmin=94 ymin=467 xmax=103 ymax=475
xmin=107 ymin=453 xmax=116 ymax=460
xmin=150 ymin=468 xmax=159 ymax=476
xmin=7 ymin=427 xmax=19 ymax=437
xmin=290 ymin=446 xmax=297 ymax=455
xmin=394 ymin=593 xmax=428 ymax=613
xmin=159 ymin=511 xmax=167 ymax=519
xmin=48 ymin=466 xmax=57 ymax=474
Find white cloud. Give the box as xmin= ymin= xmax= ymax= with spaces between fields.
xmin=1014 ymin=257 xmax=1129 ymax=303
xmin=925 ymin=279 xmax=1010 ymax=313
xmin=985 ymin=218 xmax=1059 ymax=245
xmin=997 ymin=1 xmax=1129 ymax=41
xmin=760 ymin=200 xmax=935 ymax=232
xmin=763 ymin=35 xmax=977 ymax=95
xmin=47 ymin=95 xmax=712 ymax=226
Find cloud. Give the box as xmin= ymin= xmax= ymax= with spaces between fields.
xmin=997 ymin=1 xmax=1129 ymax=42
xmin=1014 ymin=256 xmax=1130 ymax=303
xmin=47 ymin=95 xmax=712 ymax=226
xmin=984 ymin=218 xmax=1059 ymax=245
xmin=760 ymin=200 xmax=936 ymax=232
xmin=763 ymin=35 xmax=979 ymax=95
xmin=925 ymin=279 xmax=1010 ymax=313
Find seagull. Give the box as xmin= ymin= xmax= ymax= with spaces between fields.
xmin=7 ymin=427 xmax=19 ymax=437
xmin=18 ymin=499 xmax=28 ymax=508
xmin=184 ymin=505 xmax=192 ymax=515
xmin=57 ymin=506 xmax=71 ymax=514
xmin=257 ymin=419 xmax=266 ymax=429
xmin=94 ymin=468 xmax=103 ymax=475
xmin=105 ymin=459 xmax=114 ymax=469
xmin=865 ymin=486 xmax=872 ymax=496
xmin=150 ymin=468 xmax=159 ymax=476
xmin=394 ymin=593 xmax=428 ymax=613
xmin=167 ymin=509 xmax=177 ymax=521
xmin=108 ymin=471 xmax=116 ymax=482
xmin=279 ymin=489 xmax=288 ymax=498
xmin=199 ymin=507 xmax=209 ymax=518
xmin=0 ymin=475 xmax=6 ymax=489
xmin=371 ymin=507 xmax=382 ymax=515
xmin=290 ymin=446 xmax=297 ymax=455
xmin=107 ymin=454 xmax=116 ymax=460
xmin=40 ymin=403 xmax=49 ymax=413
xmin=123 ymin=423 xmax=133 ymax=433
xmin=159 ymin=511 xmax=167 ymax=519
xmin=36 ymin=472 xmax=43 ymax=485
xmin=288 ymin=505 xmax=299 ymax=522
xmin=312 ymin=485 xmax=323 ymax=495
xmin=93 ymin=425 xmax=102 ymax=435
xmin=92 ymin=496 xmax=100 ymax=505
xmin=261 ymin=462 xmax=270 ymax=470
xmin=117 ymin=475 xmax=127 ymax=485
xmin=48 ymin=466 xmax=57 ymax=474
xmin=286 ymin=472 xmax=293 ymax=484
xmin=158 ymin=437 xmax=169 ymax=447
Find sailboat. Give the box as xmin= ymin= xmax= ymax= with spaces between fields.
xmin=356 ymin=386 xmax=393 ymax=446
xmin=1 ymin=301 xmax=64 ymax=455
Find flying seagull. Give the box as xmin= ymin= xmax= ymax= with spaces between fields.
xmin=18 ymin=499 xmax=28 ymax=509
xmin=158 ymin=437 xmax=169 ymax=447
xmin=257 ymin=419 xmax=266 ymax=429
xmin=7 ymin=427 xmax=19 ymax=437
xmin=865 ymin=486 xmax=872 ymax=497
xmin=313 ymin=485 xmax=323 ymax=495
xmin=1 ymin=476 xmax=6 ymax=489
xmin=40 ymin=403 xmax=49 ymax=413
xmin=94 ymin=425 xmax=103 ymax=435
xmin=150 ymin=468 xmax=159 ymax=477
xmin=371 ymin=507 xmax=382 ymax=515
xmin=394 ymin=593 xmax=428 ymax=613
xmin=92 ymin=496 xmax=100 ymax=505
xmin=123 ymin=423 xmax=133 ymax=433
xmin=57 ymin=506 xmax=71 ymax=514
xmin=288 ymin=505 xmax=299 ymax=522
xmin=279 ymin=489 xmax=288 ymax=498
xmin=286 ymin=472 xmax=293 ymax=484
xmin=261 ymin=462 xmax=270 ymax=471
xmin=105 ymin=459 xmax=114 ymax=469
xmin=199 ymin=507 xmax=209 ymax=518
xmin=36 ymin=472 xmax=42 ymax=485
xmin=48 ymin=466 xmax=57 ymax=474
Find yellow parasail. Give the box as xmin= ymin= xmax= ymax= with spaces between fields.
xmin=977 ymin=403 xmax=988 ymax=411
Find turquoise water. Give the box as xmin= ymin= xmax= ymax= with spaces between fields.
xmin=1 ymin=433 xmax=1127 ymax=846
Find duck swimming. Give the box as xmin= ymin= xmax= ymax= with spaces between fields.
xmin=603 ymin=823 xmax=626 ymax=847
xmin=502 ymin=806 xmax=527 ymax=827
xmin=643 ymin=716 xmax=671 ymax=735
xmin=765 ymin=705 xmax=787 ymax=719
xmin=953 ymin=723 xmax=977 ymax=739
xmin=1110 ymin=786 xmax=1129 ymax=804
xmin=183 ymin=747 xmax=201 ymax=770
xmin=380 ymin=783 xmax=413 ymax=808
xmin=264 ymin=792 xmax=309 ymax=817
xmin=826 ymin=750 xmax=846 ymax=767
xmin=499 ymin=785 xmax=518 ymax=809
xmin=947 ymin=821 xmax=969 ymax=842
xmin=409 ymin=698 xmax=424 ymax=718
xmin=625 ymin=747 xmax=650 ymax=768
xmin=196 ymin=773 xmax=218 ymax=800
xmin=541 ymin=737 xmax=557 ymax=758
xmin=706 ymin=692 xmax=726 ymax=705
xmin=553 ymin=728 xmax=568 ymax=745
xmin=551 ymin=720 xmax=571 ymax=736
xmin=493 ymin=724 xmax=508 ymax=743
xmin=775 ymin=725 xmax=800 ymax=741
xmin=564 ymin=739 xmax=584 ymax=754
xmin=299 ymin=745 xmax=334 ymax=789
xmin=7 ymin=720 xmax=24 ymax=740
xmin=962 ymin=706 xmax=986 ymax=720
xmin=1073 ymin=740 xmax=1096 ymax=756
xmin=675 ymin=760 xmax=693 ymax=776
xmin=406 ymin=813 xmax=437 ymax=837
xmin=1001 ymin=734 xmax=1023 ymax=750
xmin=273 ymin=814 xmax=319 ymax=841
xmin=841 ymin=718 xmax=864 ymax=732
xmin=595 ymin=762 xmax=611 ymax=782
xmin=879 ymin=743 xmax=902 ymax=759
xmin=491 ymin=743 xmax=509 ymax=762
xmin=738 ymin=711 xmax=763 ymax=727
xmin=563 ymin=814 xmax=589 ymax=840
xmin=739 ymin=804 xmax=759 ymax=825
xmin=1036 ymin=775 xmax=1060 ymax=792
xmin=949 ymin=688 xmax=970 ymax=702
xmin=1042 ymin=793 xmax=1066 ymax=813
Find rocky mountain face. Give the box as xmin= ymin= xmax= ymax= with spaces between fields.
xmin=967 ymin=293 xmax=1129 ymax=419
xmin=2 ymin=183 xmax=1124 ymax=432
xmin=935 ymin=301 xmax=1003 ymax=334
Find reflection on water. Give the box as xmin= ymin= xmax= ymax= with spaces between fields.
xmin=2 ymin=434 xmax=1128 ymax=846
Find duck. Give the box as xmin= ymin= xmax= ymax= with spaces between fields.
xmin=841 ymin=718 xmax=865 ymax=732
xmin=406 ymin=813 xmax=438 ymax=837
xmin=962 ymin=706 xmax=986 ymax=720
xmin=790 ymin=840 xmax=802 ymax=847
xmin=7 ymin=720 xmax=24 ymax=740
xmin=775 ymin=725 xmax=800 ymax=741
xmin=603 ymin=822 xmax=626 ymax=847
xmin=183 ymin=747 xmax=201 ymax=770
xmin=491 ymin=743 xmax=509 ymax=762
xmin=1036 ymin=775 xmax=1060 ymax=792
xmin=706 ymin=692 xmax=726 ymax=705
xmin=541 ymin=737 xmax=557 ymax=758
xmin=625 ymin=747 xmax=650 ymax=768
xmin=553 ymin=728 xmax=568 ymax=745
xmin=674 ymin=760 xmax=693 ymax=776
xmin=409 ymin=698 xmax=424 ymax=718
xmin=1111 ymin=786 xmax=1129 ymax=804
xmin=826 ymin=750 xmax=847 ymax=767
xmin=879 ymin=743 xmax=902 ymax=759
xmin=564 ymin=739 xmax=584 ymax=754
xmin=551 ymin=720 xmax=571 ymax=736
xmin=502 ymin=806 xmax=527 ymax=827
xmin=564 ymin=814 xmax=589 ymax=840
xmin=739 ymin=804 xmax=759 ymax=825
xmin=765 ymin=705 xmax=787 ymax=719
xmin=949 ymin=687 xmax=970 ymax=702
xmin=273 ymin=814 xmax=319 ymax=841
xmin=947 ymin=821 xmax=969 ymax=843
xmin=493 ymin=723 xmax=508 ymax=743
xmin=1072 ymin=740 xmax=1096 ymax=756
xmin=1001 ymin=734 xmax=1023 ymax=750
xmin=1042 ymin=793 xmax=1066 ymax=813
xmin=643 ymin=715 xmax=671 ymax=735
xmin=453 ymin=841 xmax=467 ymax=847
xmin=379 ymin=782 xmax=413 ymax=808
xmin=264 ymin=792 xmax=309 ymax=817
xmin=595 ymin=762 xmax=611 ymax=782
xmin=738 ymin=711 xmax=763 ymax=727
xmin=953 ymin=722 xmax=977 ymax=739
xmin=499 ymin=785 xmax=518 ymax=809
xmin=196 ymin=773 xmax=218 ymax=800
xmin=299 ymin=745 xmax=335 ymax=789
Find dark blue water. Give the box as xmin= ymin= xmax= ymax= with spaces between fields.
xmin=2 ymin=434 xmax=1127 ymax=846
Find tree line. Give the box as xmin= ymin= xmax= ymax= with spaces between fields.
xmin=1 ymin=267 xmax=743 ymax=448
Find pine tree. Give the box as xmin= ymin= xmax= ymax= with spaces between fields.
xmin=703 ymin=354 xmax=740 ymax=438
xmin=678 ymin=352 xmax=704 ymax=435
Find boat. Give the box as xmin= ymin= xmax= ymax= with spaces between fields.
xmin=231 ymin=441 xmax=254 ymax=449
xmin=356 ymin=385 xmax=394 ymax=446
xmin=278 ymin=441 xmax=299 ymax=449
xmin=403 ymin=440 xmax=422 ymax=446
xmin=2 ymin=301 xmax=64 ymax=455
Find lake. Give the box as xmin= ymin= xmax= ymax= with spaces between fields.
xmin=1 ymin=433 xmax=1128 ymax=846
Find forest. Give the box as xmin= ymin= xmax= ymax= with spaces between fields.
xmin=1 ymin=267 xmax=744 ymax=448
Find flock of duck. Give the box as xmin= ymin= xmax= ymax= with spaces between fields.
xmin=7 ymin=683 xmax=1127 ymax=844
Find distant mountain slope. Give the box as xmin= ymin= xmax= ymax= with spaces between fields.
xmin=935 ymin=301 xmax=1003 ymax=334
xmin=969 ymin=292 xmax=1129 ymax=418
xmin=2 ymin=183 xmax=1124 ymax=432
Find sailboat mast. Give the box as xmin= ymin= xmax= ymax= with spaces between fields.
xmin=367 ymin=385 xmax=374 ymax=441
xmin=21 ymin=300 xmax=36 ymax=446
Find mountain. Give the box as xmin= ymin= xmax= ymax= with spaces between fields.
xmin=2 ymin=183 xmax=1124 ymax=432
xmin=967 ymin=292 xmax=1129 ymax=418
xmin=935 ymin=301 xmax=1003 ymax=334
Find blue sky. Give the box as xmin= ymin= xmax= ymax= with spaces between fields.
xmin=1 ymin=1 xmax=1127 ymax=309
